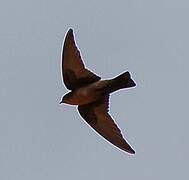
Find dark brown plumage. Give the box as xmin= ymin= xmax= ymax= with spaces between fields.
xmin=60 ymin=29 xmax=136 ymax=154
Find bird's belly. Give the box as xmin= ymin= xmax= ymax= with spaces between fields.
xmin=68 ymin=87 xmax=101 ymax=105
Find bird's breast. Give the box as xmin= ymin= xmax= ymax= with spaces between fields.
xmin=67 ymin=84 xmax=103 ymax=105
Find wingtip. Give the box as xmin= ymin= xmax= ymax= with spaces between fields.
xmin=129 ymin=148 xmax=135 ymax=154
xmin=67 ymin=28 xmax=73 ymax=34
xmin=64 ymin=28 xmax=74 ymax=41
xmin=124 ymin=144 xmax=135 ymax=154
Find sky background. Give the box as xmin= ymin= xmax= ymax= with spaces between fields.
xmin=0 ymin=0 xmax=189 ymax=179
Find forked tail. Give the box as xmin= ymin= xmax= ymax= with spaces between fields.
xmin=106 ymin=71 xmax=136 ymax=93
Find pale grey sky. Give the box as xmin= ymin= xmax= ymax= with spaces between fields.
xmin=0 ymin=0 xmax=189 ymax=179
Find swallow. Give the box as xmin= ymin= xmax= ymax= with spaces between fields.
xmin=60 ymin=29 xmax=136 ymax=154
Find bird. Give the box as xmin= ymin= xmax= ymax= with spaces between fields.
xmin=60 ymin=29 xmax=136 ymax=154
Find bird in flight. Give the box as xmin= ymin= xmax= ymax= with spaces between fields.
xmin=60 ymin=29 xmax=136 ymax=154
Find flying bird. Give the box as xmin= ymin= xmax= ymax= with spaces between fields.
xmin=60 ymin=29 xmax=136 ymax=154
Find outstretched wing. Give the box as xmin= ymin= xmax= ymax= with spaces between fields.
xmin=62 ymin=29 xmax=101 ymax=90
xmin=78 ymin=96 xmax=135 ymax=154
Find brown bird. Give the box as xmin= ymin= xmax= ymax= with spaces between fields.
xmin=60 ymin=29 xmax=136 ymax=154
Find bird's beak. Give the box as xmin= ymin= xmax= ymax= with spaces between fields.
xmin=59 ymin=100 xmax=64 ymax=104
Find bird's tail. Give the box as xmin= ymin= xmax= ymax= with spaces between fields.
xmin=105 ymin=71 xmax=136 ymax=93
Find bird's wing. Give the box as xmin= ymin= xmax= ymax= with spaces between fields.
xmin=78 ymin=96 xmax=135 ymax=154
xmin=62 ymin=29 xmax=101 ymax=90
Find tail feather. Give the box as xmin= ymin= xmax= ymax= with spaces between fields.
xmin=106 ymin=71 xmax=136 ymax=93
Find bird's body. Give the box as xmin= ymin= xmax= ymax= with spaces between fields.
xmin=63 ymin=81 xmax=105 ymax=105
xmin=60 ymin=29 xmax=136 ymax=154
xmin=64 ymin=74 xmax=135 ymax=105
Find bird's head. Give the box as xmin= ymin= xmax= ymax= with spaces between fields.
xmin=59 ymin=92 xmax=72 ymax=104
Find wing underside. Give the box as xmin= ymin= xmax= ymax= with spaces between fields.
xmin=78 ymin=96 xmax=135 ymax=154
xmin=62 ymin=29 xmax=100 ymax=90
